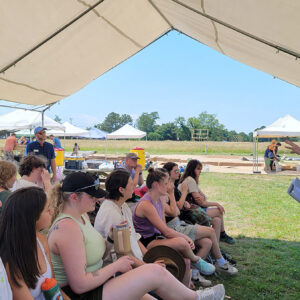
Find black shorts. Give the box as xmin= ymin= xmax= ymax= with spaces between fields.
xmin=62 ymin=284 xmax=103 ymax=300
xmin=140 ymin=233 xmax=165 ymax=247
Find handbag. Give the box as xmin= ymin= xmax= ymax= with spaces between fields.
xmin=287 ymin=177 xmax=300 ymax=203
xmin=179 ymin=192 xmax=212 ymax=226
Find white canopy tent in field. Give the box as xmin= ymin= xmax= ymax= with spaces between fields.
xmin=106 ymin=124 xmax=146 ymax=139
xmin=47 ymin=122 xmax=89 ymax=137
xmin=252 ymin=115 xmax=300 ymax=173
xmin=0 ymin=0 xmax=299 ymax=106
xmin=0 ymin=109 xmax=65 ymax=132
xmin=80 ymin=128 xmax=107 ymax=139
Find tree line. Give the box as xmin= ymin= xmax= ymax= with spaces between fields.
xmin=94 ymin=111 xmax=256 ymax=142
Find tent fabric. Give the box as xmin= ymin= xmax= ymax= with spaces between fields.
xmin=254 ymin=115 xmax=300 ymax=138
xmin=106 ymin=124 xmax=146 ymax=139
xmin=46 ymin=121 xmax=89 ymax=137
xmin=0 ymin=0 xmax=299 ymax=105
xmin=80 ymin=128 xmax=107 ymax=139
xmin=0 ymin=110 xmax=65 ymax=131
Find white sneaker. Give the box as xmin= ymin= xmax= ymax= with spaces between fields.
xmin=196 ymin=284 xmax=225 ymax=300
xmin=216 ymin=261 xmax=238 ymax=276
xmin=192 ymin=270 xmax=212 ymax=287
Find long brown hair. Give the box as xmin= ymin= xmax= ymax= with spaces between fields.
xmin=179 ymin=159 xmax=202 ymax=184
xmin=0 ymin=187 xmax=47 ymax=289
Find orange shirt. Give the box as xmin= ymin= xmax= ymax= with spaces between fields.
xmin=4 ymin=136 xmax=17 ymax=151
xmin=268 ymin=144 xmax=276 ymax=151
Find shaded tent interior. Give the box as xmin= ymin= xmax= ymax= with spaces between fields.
xmin=0 ymin=0 xmax=299 ymax=108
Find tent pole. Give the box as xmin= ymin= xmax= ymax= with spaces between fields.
xmin=253 ymin=136 xmax=261 ymax=174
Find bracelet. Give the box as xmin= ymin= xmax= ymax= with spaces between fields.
xmin=107 ymin=236 xmax=114 ymax=244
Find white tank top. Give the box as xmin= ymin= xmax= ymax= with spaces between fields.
xmin=29 ymin=238 xmax=52 ymax=300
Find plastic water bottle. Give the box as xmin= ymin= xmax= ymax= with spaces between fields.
xmin=41 ymin=278 xmax=63 ymax=300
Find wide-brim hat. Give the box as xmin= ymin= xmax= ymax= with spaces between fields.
xmin=143 ymin=245 xmax=185 ymax=282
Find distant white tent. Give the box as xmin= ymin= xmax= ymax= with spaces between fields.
xmin=47 ymin=121 xmax=88 ymax=137
xmin=106 ymin=124 xmax=146 ymax=139
xmin=80 ymin=128 xmax=107 ymax=139
xmin=253 ymin=115 xmax=300 ymax=173
xmin=254 ymin=115 xmax=300 ymax=138
xmin=0 ymin=109 xmax=65 ymax=131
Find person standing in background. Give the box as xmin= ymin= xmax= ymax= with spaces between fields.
xmin=26 ymin=127 xmax=57 ymax=182
xmin=3 ymin=134 xmax=17 ymax=161
xmin=49 ymin=135 xmax=62 ymax=149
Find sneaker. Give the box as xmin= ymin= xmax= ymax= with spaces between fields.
xmin=196 ymin=284 xmax=225 ymax=300
xmin=220 ymin=233 xmax=236 ymax=244
xmin=220 ymin=249 xmax=237 ymax=266
xmin=215 ymin=261 xmax=238 ymax=276
xmin=193 ymin=258 xmax=215 ymax=276
xmin=193 ymin=272 xmax=212 ymax=287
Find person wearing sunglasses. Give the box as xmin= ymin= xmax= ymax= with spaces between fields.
xmin=25 ymin=127 xmax=57 ymax=182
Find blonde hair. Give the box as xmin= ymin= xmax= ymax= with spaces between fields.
xmin=48 ymin=183 xmax=82 ymax=223
xmin=0 ymin=161 xmax=17 ymax=190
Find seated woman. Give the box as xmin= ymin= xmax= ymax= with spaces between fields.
xmin=133 ymin=168 xmax=217 ymax=277
xmin=48 ymin=171 xmax=225 ymax=300
xmin=12 ymin=155 xmax=52 ymax=193
xmin=95 ymin=169 xmax=193 ymax=288
xmin=179 ymin=160 xmax=235 ymax=245
xmin=0 ymin=160 xmax=17 ymax=214
xmin=0 ymin=187 xmax=69 ymax=300
xmin=163 ymin=162 xmax=237 ymax=276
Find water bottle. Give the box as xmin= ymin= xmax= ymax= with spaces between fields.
xmin=41 ymin=278 xmax=63 ymax=300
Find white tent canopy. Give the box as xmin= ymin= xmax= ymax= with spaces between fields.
xmin=80 ymin=128 xmax=107 ymax=139
xmin=47 ymin=121 xmax=89 ymax=137
xmin=254 ymin=115 xmax=300 ymax=138
xmin=0 ymin=0 xmax=299 ymax=105
xmin=0 ymin=109 xmax=65 ymax=131
xmin=106 ymin=124 xmax=146 ymax=139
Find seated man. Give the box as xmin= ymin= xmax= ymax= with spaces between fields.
xmin=119 ymin=153 xmax=144 ymax=187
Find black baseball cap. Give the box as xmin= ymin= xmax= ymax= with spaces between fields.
xmin=62 ymin=172 xmax=107 ymax=198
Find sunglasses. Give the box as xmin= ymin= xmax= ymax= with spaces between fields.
xmin=74 ymin=178 xmax=100 ymax=193
xmin=173 ymin=169 xmax=180 ymax=174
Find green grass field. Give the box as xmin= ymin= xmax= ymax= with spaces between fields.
xmin=200 ymin=173 xmax=300 ymax=299
xmin=1 ymin=139 xmax=298 ymax=156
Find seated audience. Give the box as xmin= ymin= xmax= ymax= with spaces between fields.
xmin=0 ymin=187 xmax=69 ymax=299
xmin=163 ymin=162 xmax=237 ymax=276
xmin=179 ymin=160 xmax=235 ymax=245
xmin=48 ymin=171 xmax=224 ymax=300
xmin=0 ymin=161 xmax=17 ymax=214
xmin=12 ymin=155 xmax=52 ymax=193
xmin=133 ymin=168 xmax=217 ymax=277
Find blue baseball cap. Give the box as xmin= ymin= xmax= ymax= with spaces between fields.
xmin=34 ymin=127 xmax=47 ymax=134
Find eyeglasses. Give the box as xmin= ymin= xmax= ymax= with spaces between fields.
xmin=173 ymin=169 xmax=180 ymax=174
xmin=74 ymin=178 xmax=100 ymax=193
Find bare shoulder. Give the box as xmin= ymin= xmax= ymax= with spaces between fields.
xmin=49 ymin=218 xmax=82 ymax=239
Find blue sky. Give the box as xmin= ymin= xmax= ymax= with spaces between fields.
xmin=1 ymin=31 xmax=300 ymax=133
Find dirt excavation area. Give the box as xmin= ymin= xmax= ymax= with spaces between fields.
xmin=90 ymin=153 xmax=300 ymax=175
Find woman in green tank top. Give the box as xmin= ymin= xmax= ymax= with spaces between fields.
xmin=47 ymin=172 xmax=225 ymax=300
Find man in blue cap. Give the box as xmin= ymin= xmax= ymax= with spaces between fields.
xmin=25 ymin=127 xmax=57 ymax=182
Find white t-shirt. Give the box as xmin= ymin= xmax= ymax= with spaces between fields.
xmin=94 ymin=200 xmax=143 ymax=260
xmin=0 ymin=258 xmax=12 ymax=300
xmin=12 ymin=178 xmax=39 ymax=192
xmin=178 ymin=176 xmax=200 ymax=194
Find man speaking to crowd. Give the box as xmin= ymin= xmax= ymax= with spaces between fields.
xmin=25 ymin=127 xmax=57 ymax=182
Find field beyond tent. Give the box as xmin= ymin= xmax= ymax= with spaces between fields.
xmin=200 ymin=173 xmax=300 ymax=300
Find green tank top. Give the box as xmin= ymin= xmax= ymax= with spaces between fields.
xmin=49 ymin=213 xmax=106 ymax=285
